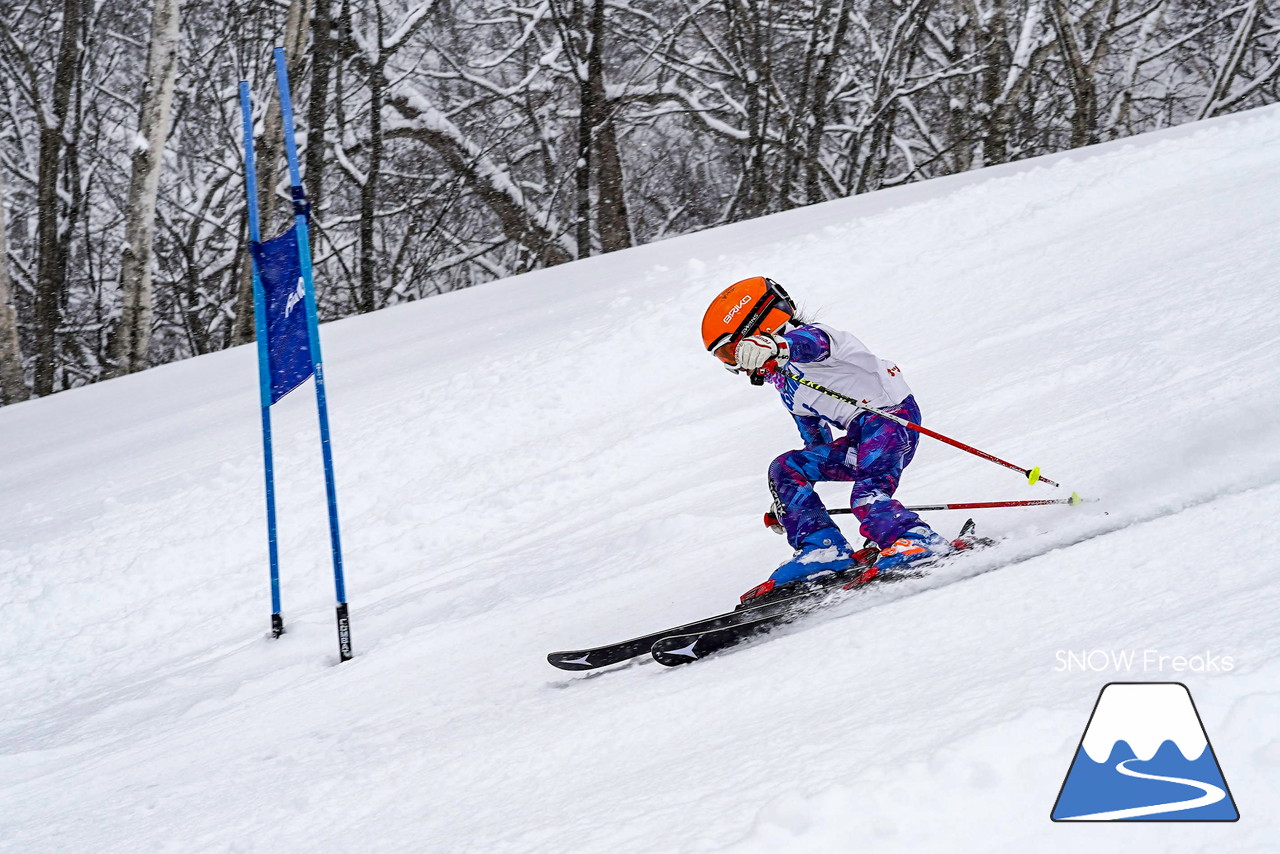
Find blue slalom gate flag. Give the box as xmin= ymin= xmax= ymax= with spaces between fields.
xmin=238 ymin=49 xmax=352 ymax=663
xmin=250 ymin=225 xmax=314 ymax=403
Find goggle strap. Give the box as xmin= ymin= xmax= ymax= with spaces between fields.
xmin=733 ymin=293 xmax=780 ymax=341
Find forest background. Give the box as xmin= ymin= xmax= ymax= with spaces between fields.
xmin=1 ymin=0 xmax=1277 ymax=404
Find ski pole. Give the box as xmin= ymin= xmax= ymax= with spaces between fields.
xmin=778 ymin=371 xmax=1062 ymax=488
xmin=830 ymin=494 xmax=1088 ymax=515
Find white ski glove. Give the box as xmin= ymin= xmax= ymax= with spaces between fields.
xmin=734 ymin=333 xmax=790 ymax=373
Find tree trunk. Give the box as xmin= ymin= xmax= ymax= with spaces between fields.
xmin=230 ymin=245 xmax=256 ymax=346
xmin=778 ymin=0 xmax=827 ymax=210
xmin=726 ymin=0 xmax=771 ymax=219
xmin=261 ymin=0 xmax=311 ymax=233
xmin=971 ymin=0 xmax=1012 ymax=167
xmin=1198 ymin=0 xmax=1263 ymax=120
xmin=305 ymin=0 xmax=336 ymax=230
xmin=0 ymin=168 xmax=28 ymax=403
xmin=587 ymin=0 xmax=631 ymax=253
xmin=32 ymin=0 xmax=84 ymax=396
xmin=110 ymin=0 xmax=180 ymax=377
xmin=233 ymin=0 xmax=310 ymax=344
xmin=1047 ymin=0 xmax=1099 ymax=149
xmin=358 ymin=9 xmax=384 ymax=314
xmin=804 ymin=0 xmax=851 ymax=204
xmin=1108 ymin=3 xmax=1165 ymax=135
xmin=573 ymin=0 xmax=593 ymax=258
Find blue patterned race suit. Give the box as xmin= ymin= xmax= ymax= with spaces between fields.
xmin=767 ymin=326 xmax=925 ymax=549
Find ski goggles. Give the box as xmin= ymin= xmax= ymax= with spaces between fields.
xmin=712 ymin=339 xmax=739 ymax=367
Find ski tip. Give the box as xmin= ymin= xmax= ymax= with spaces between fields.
xmin=547 ymin=651 xmax=598 ymax=671
xmin=1027 ymin=466 xmax=1041 ymax=485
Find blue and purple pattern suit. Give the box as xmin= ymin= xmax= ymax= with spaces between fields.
xmin=767 ymin=325 xmax=925 ymax=549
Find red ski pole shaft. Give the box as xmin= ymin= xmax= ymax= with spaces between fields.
xmin=829 ymin=494 xmax=1088 ymax=515
xmin=786 ymin=373 xmax=1061 ymax=488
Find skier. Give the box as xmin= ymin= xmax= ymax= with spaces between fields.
xmin=701 ymin=276 xmax=954 ymax=601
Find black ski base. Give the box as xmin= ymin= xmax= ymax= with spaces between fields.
xmin=546 ymin=580 xmax=840 ymax=670
xmin=649 ymin=614 xmax=786 ymax=666
xmin=649 ymin=566 xmax=928 ymax=666
xmin=546 ymin=568 xmax=864 ymax=671
xmin=549 ymin=519 xmax=987 ymax=672
xmin=651 ymin=525 xmax=991 ymax=667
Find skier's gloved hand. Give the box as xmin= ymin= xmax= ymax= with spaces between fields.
xmin=734 ymin=333 xmax=790 ymax=373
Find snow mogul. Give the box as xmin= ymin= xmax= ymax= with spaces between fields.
xmin=702 ymin=276 xmax=954 ymax=602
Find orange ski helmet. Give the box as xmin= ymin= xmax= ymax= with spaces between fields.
xmin=701 ymin=276 xmax=796 ymax=367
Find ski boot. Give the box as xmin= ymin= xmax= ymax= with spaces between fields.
xmin=875 ymin=525 xmax=954 ymax=572
xmin=738 ymin=528 xmax=878 ymax=608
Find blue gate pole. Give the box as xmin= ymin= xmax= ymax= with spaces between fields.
xmin=273 ymin=48 xmax=352 ymax=662
xmin=238 ymin=82 xmax=285 ymax=638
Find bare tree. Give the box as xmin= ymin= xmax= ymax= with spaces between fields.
xmin=837 ymin=0 xmax=939 ymax=194
xmin=231 ymin=0 xmax=311 ymax=346
xmin=1198 ymin=0 xmax=1280 ymax=119
xmin=1105 ymin=1 xmax=1166 ymax=136
xmin=30 ymin=0 xmax=86 ymax=396
xmin=4 ymin=0 xmax=1280 ymax=405
xmin=786 ymin=0 xmax=853 ymax=206
xmin=356 ymin=0 xmax=386 ymax=313
xmin=110 ymin=0 xmax=180 ymax=376
xmin=305 ymin=0 xmax=339 ymax=222
xmin=0 ymin=166 xmax=28 ymax=403
xmin=549 ymin=0 xmax=633 ymax=256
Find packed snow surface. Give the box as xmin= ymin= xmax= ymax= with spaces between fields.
xmin=4 ymin=107 xmax=1280 ymax=853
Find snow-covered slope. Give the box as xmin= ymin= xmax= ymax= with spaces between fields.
xmin=4 ymin=107 xmax=1280 ymax=853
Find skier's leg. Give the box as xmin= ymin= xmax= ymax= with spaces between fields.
xmin=749 ymin=439 xmax=878 ymax=596
xmin=849 ymin=396 xmax=925 ymax=548
xmin=768 ymin=440 xmax=856 ymax=550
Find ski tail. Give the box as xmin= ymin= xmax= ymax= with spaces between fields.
xmin=952 ymin=517 xmax=995 ymax=551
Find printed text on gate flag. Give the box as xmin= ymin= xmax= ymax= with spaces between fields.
xmin=250 ymin=225 xmax=313 ymax=403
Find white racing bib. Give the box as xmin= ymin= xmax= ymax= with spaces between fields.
xmin=775 ymin=323 xmax=913 ymax=430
